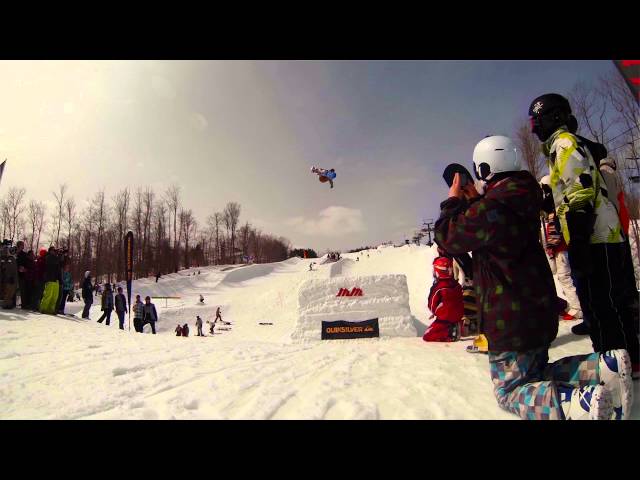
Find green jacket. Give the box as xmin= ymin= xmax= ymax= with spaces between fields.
xmin=542 ymin=128 xmax=623 ymax=245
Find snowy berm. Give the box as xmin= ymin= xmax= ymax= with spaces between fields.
xmin=1 ymin=245 xmax=639 ymax=419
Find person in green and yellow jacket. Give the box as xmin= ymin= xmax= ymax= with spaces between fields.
xmin=529 ymin=93 xmax=638 ymax=378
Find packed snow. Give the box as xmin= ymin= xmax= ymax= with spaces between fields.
xmin=1 ymin=244 xmax=638 ymax=420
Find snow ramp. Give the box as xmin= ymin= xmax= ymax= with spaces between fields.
xmin=292 ymin=274 xmax=417 ymax=341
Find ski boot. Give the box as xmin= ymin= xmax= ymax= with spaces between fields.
xmin=558 ymin=385 xmax=614 ymax=420
xmin=598 ymin=349 xmax=633 ymax=420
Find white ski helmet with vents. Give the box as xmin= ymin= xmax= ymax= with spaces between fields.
xmin=472 ymin=135 xmax=522 ymax=181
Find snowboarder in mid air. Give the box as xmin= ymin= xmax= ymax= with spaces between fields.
xmin=311 ymin=166 xmax=337 ymax=189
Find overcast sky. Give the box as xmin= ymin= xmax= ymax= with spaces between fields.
xmin=0 ymin=60 xmax=617 ymax=251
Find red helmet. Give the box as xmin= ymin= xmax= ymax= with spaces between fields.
xmin=433 ymin=256 xmax=454 ymax=280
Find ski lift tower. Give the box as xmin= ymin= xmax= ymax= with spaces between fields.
xmin=421 ymin=219 xmax=435 ymax=246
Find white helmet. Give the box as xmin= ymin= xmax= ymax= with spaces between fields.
xmin=472 ymin=135 xmax=521 ymax=181
xmin=539 ymin=175 xmax=550 ymax=186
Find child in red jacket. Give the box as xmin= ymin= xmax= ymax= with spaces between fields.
xmin=423 ymin=256 xmax=464 ymax=342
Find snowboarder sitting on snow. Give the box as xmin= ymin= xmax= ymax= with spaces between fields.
xmin=311 ymin=166 xmax=337 ymax=189
xmin=423 ymin=256 xmax=464 ymax=342
xmin=199 ymin=294 xmax=204 ymax=304
xmin=182 ymin=323 xmax=189 ymax=337
xmin=434 ymin=135 xmax=633 ymax=420
xmin=175 ymin=324 xmax=183 ymax=336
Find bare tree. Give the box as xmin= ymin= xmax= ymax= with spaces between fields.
xmin=164 ymin=184 xmax=181 ymax=270
xmin=65 ymin=197 xmax=76 ymax=252
xmin=569 ymin=81 xmax=617 ymax=146
xmin=52 ymin=183 xmax=68 ymax=245
xmin=515 ymin=118 xmax=545 ymax=180
xmin=223 ymin=202 xmax=241 ymax=263
xmin=113 ymin=188 xmax=130 ymax=280
xmin=5 ymin=187 xmax=27 ymax=241
xmin=28 ymin=200 xmax=46 ymax=252
xmin=92 ymin=190 xmax=108 ymax=278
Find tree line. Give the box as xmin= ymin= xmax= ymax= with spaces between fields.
xmin=0 ymin=183 xmax=292 ymax=284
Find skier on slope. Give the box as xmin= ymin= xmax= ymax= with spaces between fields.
xmin=528 ymin=93 xmax=639 ymax=377
xmin=434 ymin=135 xmax=633 ymax=420
xmin=311 ymin=166 xmax=337 ymax=189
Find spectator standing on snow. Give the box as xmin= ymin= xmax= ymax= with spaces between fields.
xmin=81 ymin=271 xmax=93 ymax=319
xmin=97 ymin=283 xmax=114 ymax=325
xmin=598 ymin=158 xmax=639 ymax=333
xmin=114 ymin=286 xmax=127 ymax=330
xmin=182 ymin=323 xmax=189 ymax=337
xmin=215 ymin=306 xmax=223 ymax=324
xmin=132 ymin=295 xmax=144 ymax=332
xmin=39 ymin=247 xmax=61 ymax=314
xmin=539 ymin=175 xmax=583 ymax=322
xmin=16 ymin=241 xmax=31 ymax=310
xmin=434 ymin=135 xmax=632 ymax=420
xmin=58 ymin=262 xmax=73 ymax=315
xmin=142 ymin=296 xmax=158 ymax=334
xmin=529 ymin=93 xmax=638 ymax=376
xmin=196 ymin=315 xmax=204 ymax=336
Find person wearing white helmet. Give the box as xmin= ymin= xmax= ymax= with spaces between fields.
xmin=434 ymin=135 xmax=632 ymax=420
xmin=539 ymin=175 xmax=583 ymax=321
xmin=529 ymin=93 xmax=638 ymax=379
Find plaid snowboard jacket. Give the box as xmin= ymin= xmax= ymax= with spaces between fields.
xmin=434 ymin=171 xmax=558 ymax=352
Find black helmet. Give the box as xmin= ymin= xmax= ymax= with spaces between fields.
xmin=528 ymin=93 xmax=572 ymax=142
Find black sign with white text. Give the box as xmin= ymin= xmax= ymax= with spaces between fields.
xmin=321 ymin=319 xmax=379 ymax=340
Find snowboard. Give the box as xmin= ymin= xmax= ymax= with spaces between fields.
xmin=259 ymin=322 xmax=273 ymax=325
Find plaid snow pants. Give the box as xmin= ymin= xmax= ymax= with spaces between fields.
xmin=489 ymin=348 xmax=600 ymax=420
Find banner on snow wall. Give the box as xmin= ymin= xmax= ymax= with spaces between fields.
xmin=125 ymin=231 xmax=134 ymax=323
xmin=321 ymin=319 xmax=379 ymax=340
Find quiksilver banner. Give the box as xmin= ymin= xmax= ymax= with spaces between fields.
xmin=321 ymin=319 xmax=379 ymax=340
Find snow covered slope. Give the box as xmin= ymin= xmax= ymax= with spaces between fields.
xmin=1 ymin=245 xmax=638 ymax=420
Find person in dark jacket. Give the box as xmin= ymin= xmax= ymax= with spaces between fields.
xmin=97 ymin=283 xmax=114 ymax=325
xmin=81 ymin=271 xmax=93 ymax=319
xmin=16 ymin=241 xmax=32 ymax=310
xmin=182 ymin=323 xmax=189 ymax=337
xmin=434 ymin=135 xmax=631 ymax=420
xmin=114 ymin=286 xmax=127 ymax=330
xmin=31 ymin=249 xmax=47 ymax=310
xmin=142 ymin=296 xmax=158 ymax=334
xmin=195 ymin=315 xmax=204 ymax=336
xmin=132 ymin=295 xmax=144 ymax=332
xmin=175 ymin=324 xmax=183 ymax=336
